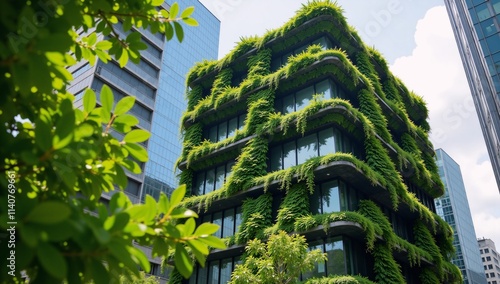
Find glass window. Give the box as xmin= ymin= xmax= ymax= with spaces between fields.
xmin=218 ymin=121 xmax=228 ymax=141
xmin=283 ymin=141 xmax=296 ymax=169
xmin=271 ymin=57 xmax=282 ymax=71
xmin=270 ymin=145 xmax=283 ymax=171
xmin=481 ymin=18 xmax=497 ymax=37
xmin=316 ymin=79 xmax=333 ymax=99
xmin=326 ymin=237 xmax=346 ymax=275
xmin=470 ymin=7 xmax=479 ymax=23
xmin=283 ymin=94 xmax=295 ymax=114
xmin=238 ymin=113 xmax=246 ymax=129
xmin=228 ymin=117 xmax=238 ymax=137
xmin=197 ymin=265 xmax=208 ymax=284
xmin=205 ymin=169 xmax=215 ymax=194
xmin=475 ymin=23 xmax=484 ymax=38
xmin=487 ymin=35 xmax=500 ymax=54
xmin=312 ymin=36 xmax=332 ymax=50
xmin=477 ymin=3 xmax=492 ymax=21
xmin=303 ymin=241 xmax=325 ymax=279
xmin=220 ymin=259 xmax=232 ymax=283
xmin=208 ymin=126 xmax=217 ymax=142
xmin=493 ymin=0 xmax=500 ymax=14
xmin=297 ymin=134 xmax=318 ymax=164
xmin=213 ymin=212 xmax=223 ymax=238
xmin=223 ymin=208 xmax=235 ymax=238
xmin=311 ymin=188 xmax=322 ymax=215
xmin=235 ymin=207 xmax=242 ymax=231
xmin=208 ymin=261 xmax=220 ymax=283
xmin=215 ymin=165 xmax=226 ymax=190
xmin=318 ymin=128 xmax=335 ymax=156
xmin=322 ymin=180 xmax=341 ymax=213
xmin=195 ymin=172 xmax=205 ymax=195
xmin=296 ymin=86 xmax=314 ymax=112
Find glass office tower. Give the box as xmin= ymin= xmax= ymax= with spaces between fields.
xmin=435 ymin=149 xmax=487 ymax=284
xmin=444 ymin=0 xmax=500 ymax=192
xmin=69 ymin=1 xmax=220 ymax=204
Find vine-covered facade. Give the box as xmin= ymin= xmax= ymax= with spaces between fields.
xmin=175 ymin=1 xmax=462 ymax=283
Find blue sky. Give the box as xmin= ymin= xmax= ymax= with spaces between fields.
xmin=198 ymin=0 xmax=500 ymax=247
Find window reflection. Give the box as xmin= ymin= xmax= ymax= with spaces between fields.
xmin=194 ymin=161 xmax=234 ymax=195
xmin=276 ymin=79 xmax=345 ymax=115
xmin=301 ymin=237 xmax=351 ymax=281
xmin=203 ymin=113 xmax=246 ymax=142
xmin=270 ymin=128 xmax=359 ymax=171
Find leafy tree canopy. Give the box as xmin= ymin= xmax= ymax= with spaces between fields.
xmin=0 ymin=0 xmax=224 ymax=283
xmin=230 ymin=231 xmax=327 ymax=284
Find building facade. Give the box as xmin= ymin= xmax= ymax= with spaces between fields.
xmin=68 ymin=1 xmax=220 ymax=280
xmin=69 ymin=1 xmax=219 ymax=204
xmin=177 ymin=2 xmax=461 ymax=283
xmin=479 ymin=238 xmax=500 ymax=283
xmin=444 ymin=0 xmax=500 ymax=192
xmin=434 ymin=148 xmax=487 ymax=284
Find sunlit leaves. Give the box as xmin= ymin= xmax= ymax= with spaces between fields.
xmin=0 ymin=1 xmax=218 ymax=282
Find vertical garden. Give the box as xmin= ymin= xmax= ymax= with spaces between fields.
xmin=174 ymin=1 xmax=462 ymax=283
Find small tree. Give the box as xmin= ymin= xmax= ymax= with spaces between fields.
xmin=229 ymin=231 xmax=327 ymax=284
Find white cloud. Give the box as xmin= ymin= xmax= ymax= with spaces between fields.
xmin=391 ymin=6 xmax=500 ymax=247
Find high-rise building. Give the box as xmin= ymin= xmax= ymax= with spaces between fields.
xmin=434 ymin=148 xmax=487 ymax=284
xmin=177 ymin=2 xmax=460 ymax=283
xmin=478 ymin=238 xmax=500 ymax=283
xmin=67 ymin=1 xmax=219 ymax=281
xmin=444 ymin=0 xmax=500 ymax=192
xmin=69 ymin=0 xmax=219 ymax=203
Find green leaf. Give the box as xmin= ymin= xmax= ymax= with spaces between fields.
xmin=194 ymin=223 xmax=219 ymax=236
xmin=121 ymin=159 xmax=142 ymax=174
xmin=91 ymin=260 xmax=110 ymax=284
xmin=100 ymin=84 xmax=114 ymax=122
xmin=96 ymin=40 xmax=112 ymax=50
xmin=53 ymin=108 xmax=75 ymax=150
xmin=198 ymin=235 xmax=226 ymax=249
xmin=128 ymin=246 xmax=150 ymax=272
xmin=87 ymin=32 xmax=97 ymax=46
xmin=83 ymin=88 xmax=97 ymax=113
xmin=123 ymin=129 xmax=150 ymax=143
xmin=165 ymin=23 xmax=174 ymax=41
xmin=187 ymin=239 xmax=209 ymax=266
xmin=183 ymin=18 xmax=199 ymax=27
xmin=152 ymin=0 xmax=164 ymax=6
xmin=37 ymin=243 xmax=67 ymax=279
xmin=126 ymin=32 xmax=142 ymax=44
xmin=181 ymin=6 xmax=195 ymax=18
xmin=119 ymin=49 xmax=129 ymax=67
xmin=152 ymin=238 xmax=169 ymax=258
xmin=184 ymin=217 xmax=196 ymax=235
xmin=158 ymin=192 xmax=170 ymax=214
xmin=173 ymin=22 xmax=184 ymax=42
xmin=174 ymin=244 xmax=192 ymax=278
xmin=170 ymin=208 xmax=198 ymax=219
xmin=26 ymin=201 xmax=71 ymax=224
xmin=35 ymin=111 xmax=53 ymax=151
xmin=114 ymin=96 xmax=135 ymax=116
xmin=123 ymin=143 xmax=148 ymax=162
xmin=108 ymin=241 xmax=139 ymax=275
xmin=170 ymin=184 xmax=186 ymax=207
xmin=169 ymin=2 xmax=179 ymax=19
xmin=114 ymin=164 xmax=128 ymax=189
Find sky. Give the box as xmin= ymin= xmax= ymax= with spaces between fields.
xmin=198 ymin=0 xmax=500 ymax=247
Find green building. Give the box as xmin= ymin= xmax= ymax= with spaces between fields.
xmin=176 ymin=1 xmax=462 ymax=283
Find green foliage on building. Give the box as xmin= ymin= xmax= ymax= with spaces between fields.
xmin=177 ymin=0 xmax=462 ymax=283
